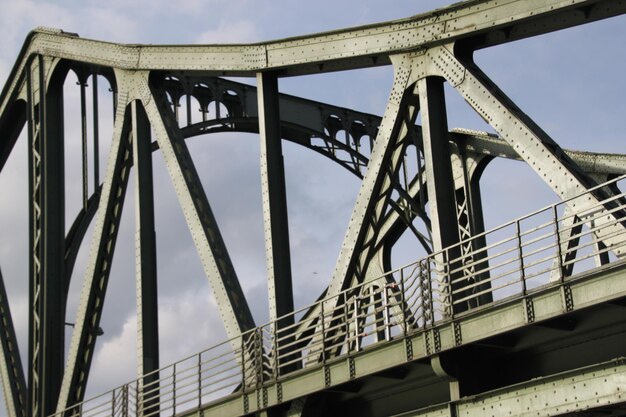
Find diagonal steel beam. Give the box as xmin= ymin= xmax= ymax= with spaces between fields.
xmin=325 ymin=55 xmax=419 ymax=302
xmin=141 ymin=74 xmax=255 ymax=341
xmin=57 ymin=85 xmax=133 ymax=413
xmin=0 ymin=268 xmax=26 ymax=417
xmin=64 ymin=191 xmax=100 ymax=292
xmin=422 ymin=44 xmax=626 ymax=258
xmin=295 ymin=56 xmax=423 ymax=360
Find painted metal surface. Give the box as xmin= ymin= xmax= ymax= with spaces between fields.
xmin=49 ymin=177 xmax=626 ymax=416
xmin=0 ymin=1 xmax=623 ymax=416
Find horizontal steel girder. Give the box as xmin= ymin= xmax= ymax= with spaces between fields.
xmin=400 ymin=358 xmax=626 ymax=417
xmin=2 ymin=0 xmax=626 ymax=120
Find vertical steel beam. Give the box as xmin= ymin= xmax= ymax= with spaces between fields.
xmin=26 ymin=57 xmax=38 ymax=417
xmin=92 ymin=75 xmax=100 ymax=190
xmin=450 ymin=147 xmax=493 ymax=308
xmin=257 ymin=72 xmax=296 ymax=372
xmin=418 ymin=76 xmax=465 ymax=315
xmin=79 ymin=75 xmax=89 ymax=210
xmin=0 ymin=268 xmax=27 ymax=417
xmin=27 ymin=55 xmax=66 ymax=417
xmin=132 ymin=100 xmax=160 ymax=415
xmin=57 ymin=88 xmax=133 ymax=412
xmin=463 ymin=156 xmax=492 ymax=306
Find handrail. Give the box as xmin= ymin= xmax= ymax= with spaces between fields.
xmin=51 ymin=175 xmax=626 ymax=417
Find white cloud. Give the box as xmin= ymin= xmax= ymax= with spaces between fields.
xmin=86 ymin=286 xmax=227 ymax=396
xmin=196 ymin=20 xmax=259 ymax=44
xmin=89 ymin=315 xmax=138 ymax=394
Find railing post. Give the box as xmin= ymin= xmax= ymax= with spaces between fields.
xmin=135 ymin=379 xmax=139 ymax=417
xmin=320 ymin=301 xmax=327 ymax=363
xmin=382 ymin=284 xmax=391 ymax=341
xmin=399 ymin=268 xmax=408 ymax=334
xmin=172 ymin=363 xmax=177 ymax=416
xmin=553 ymin=205 xmax=564 ymax=282
xmin=516 ymin=219 xmax=527 ymax=295
xmin=122 ymin=384 xmax=129 ymax=417
xmin=255 ymin=328 xmax=263 ymax=387
xmin=198 ymin=352 xmax=202 ymax=408
xmin=241 ymin=334 xmax=246 ymax=392
xmin=425 ymin=259 xmax=435 ymax=327
xmin=112 ymin=389 xmax=116 ymax=417
xmin=343 ymin=300 xmax=351 ymax=354
xmin=353 ymin=295 xmax=360 ymax=352
xmin=272 ymin=324 xmax=279 ymax=379
xmin=445 ymin=248 xmax=453 ymax=319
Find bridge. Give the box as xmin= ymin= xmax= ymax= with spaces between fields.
xmin=0 ymin=0 xmax=625 ymax=416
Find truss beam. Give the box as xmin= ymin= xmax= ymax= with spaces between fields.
xmin=57 ymin=86 xmax=132 ymax=412
xmin=1 ymin=0 xmax=625 ymax=99
xmin=142 ymin=74 xmax=256 ymax=340
xmin=0 ymin=2 xmax=624 ymax=416
xmin=27 ymin=55 xmax=66 ymax=417
xmin=326 ymin=55 xmax=418 ymax=302
xmin=421 ymin=44 xmax=626 ymax=257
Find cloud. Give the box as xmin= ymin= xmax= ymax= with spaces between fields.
xmin=196 ymin=20 xmax=259 ymax=44
xmin=88 ymin=314 xmax=138 ymax=394
xmin=87 ymin=286 xmax=227 ymax=396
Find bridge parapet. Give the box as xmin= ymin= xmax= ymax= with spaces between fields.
xmin=51 ymin=174 xmax=626 ymax=417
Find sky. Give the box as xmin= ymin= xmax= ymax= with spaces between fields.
xmin=0 ymin=0 xmax=625 ymax=413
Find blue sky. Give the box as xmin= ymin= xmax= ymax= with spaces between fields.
xmin=0 ymin=0 xmax=624 ymax=412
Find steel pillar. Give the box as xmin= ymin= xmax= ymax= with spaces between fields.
xmin=132 ymin=100 xmax=160 ymax=415
xmin=27 ymin=55 xmax=66 ymax=417
xmin=257 ymin=72 xmax=297 ymax=373
xmin=418 ymin=76 xmax=465 ymax=316
xmin=451 ymin=146 xmax=492 ymax=307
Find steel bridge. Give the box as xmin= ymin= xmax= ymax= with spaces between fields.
xmin=0 ymin=0 xmax=625 ymax=416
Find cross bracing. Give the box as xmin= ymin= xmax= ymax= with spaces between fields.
xmin=0 ymin=1 xmax=625 ymax=417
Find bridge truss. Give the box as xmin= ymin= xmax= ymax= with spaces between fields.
xmin=0 ymin=0 xmax=625 ymax=416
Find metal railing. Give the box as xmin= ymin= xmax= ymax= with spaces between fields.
xmin=52 ymin=175 xmax=626 ymax=417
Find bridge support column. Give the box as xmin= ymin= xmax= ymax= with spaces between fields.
xmin=132 ymin=100 xmax=160 ymax=415
xmin=418 ymin=76 xmax=465 ymax=315
xmin=257 ymin=72 xmax=297 ymax=374
xmin=450 ymin=146 xmax=493 ymax=308
xmin=27 ymin=55 xmax=66 ymax=417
